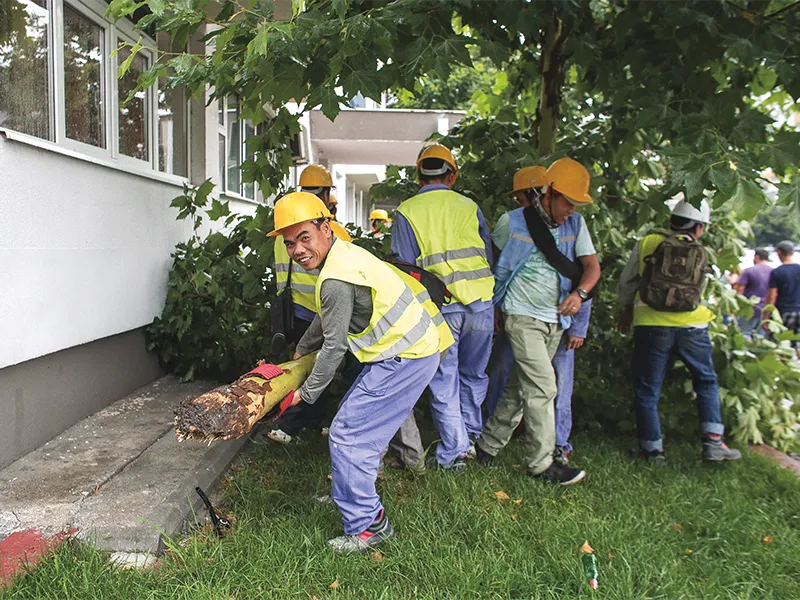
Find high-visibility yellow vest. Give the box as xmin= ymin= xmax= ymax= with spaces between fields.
xmin=396 ymin=189 xmax=494 ymax=306
xmin=386 ymin=264 xmax=455 ymax=355
xmin=633 ymin=233 xmax=715 ymax=327
xmin=317 ymin=240 xmax=440 ymax=363
xmin=274 ymin=225 xmax=351 ymax=315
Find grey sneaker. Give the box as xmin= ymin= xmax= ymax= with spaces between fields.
xmin=326 ymin=510 xmax=394 ymax=555
xmin=702 ymin=439 xmax=742 ymax=462
xmin=631 ymin=448 xmax=666 ymax=466
xmin=436 ymin=454 xmax=468 ymax=473
xmin=553 ymin=446 xmax=570 ymax=465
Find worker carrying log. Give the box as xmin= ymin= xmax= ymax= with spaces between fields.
xmin=268 ymin=191 xmax=444 ymax=555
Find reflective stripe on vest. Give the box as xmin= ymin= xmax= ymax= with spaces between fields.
xmin=387 ymin=264 xmax=454 ymax=354
xmin=274 ymin=235 xmax=322 ymax=314
xmin=317 ymin=241 xmax=440 ymax=362
xmin=397 ymin=189 xmax=494 ymax=305
xmin=632 ymin=233 xmax=714 ymax=327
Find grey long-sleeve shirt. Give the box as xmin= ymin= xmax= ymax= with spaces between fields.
xmin=295 ymin=278 xmax=373 ymax=403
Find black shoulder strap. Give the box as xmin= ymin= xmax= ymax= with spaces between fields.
xmin=522 ymin=206 xmax=583 ymax=284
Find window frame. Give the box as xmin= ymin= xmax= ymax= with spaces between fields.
xmin=1 ymin=0 xmax=175 ymax=179
xmin=217 ymin=95 xmax=260 ymax=203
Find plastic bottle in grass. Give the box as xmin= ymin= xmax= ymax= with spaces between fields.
xmin=580 ymin=540 xmax=599 ymax=590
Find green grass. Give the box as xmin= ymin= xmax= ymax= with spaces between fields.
xmin=4 ymin=430 xmax=800 ymax=600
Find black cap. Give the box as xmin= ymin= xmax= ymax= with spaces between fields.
xmin=776 ymin=240 xmax=795 ymax=254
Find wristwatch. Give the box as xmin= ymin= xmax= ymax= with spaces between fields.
xmin=576 ymin=288 xmax=590 ymax=301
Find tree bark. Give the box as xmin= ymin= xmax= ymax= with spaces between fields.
xmin=175 ymin=352 xmax=319 ymax=442
xmin=536 ymin=15 xmax=568 ymax=155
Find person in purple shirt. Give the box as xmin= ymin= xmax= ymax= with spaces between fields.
xmin=734 ymin=248 xmax=772 ymax=338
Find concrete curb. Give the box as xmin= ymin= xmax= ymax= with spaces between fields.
xmin=750 ymin=444 xmax=800 ymax=477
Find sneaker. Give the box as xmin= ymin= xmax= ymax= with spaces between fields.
xmin=267 ymin=429 xmax=293 ymax=444
xmin=528 ymin=461 xmax=586 ymax=486
xmin=630 ymin=448 xmax=666 ymax=466
xmin=475 ymin=444 xmax=495 ymax=466
xmin=326 ymin=510 xmax=395 ymax=555
xmin=702 ymin=437 xmax=742 ymax=462
xmin=436 ymin=454 xmax=468 ymax=473
xmin=553 ymin=446 xmax=570 ymax=465
xmin=466 ymin=441 xmax=477 ymax=460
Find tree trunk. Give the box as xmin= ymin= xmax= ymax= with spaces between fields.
xmin=536 ymin=15 xmax=568 ymax=155
xmin=175 ymin=352 xmax=319 ymax=442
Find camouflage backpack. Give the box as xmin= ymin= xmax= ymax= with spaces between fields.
xmin=638 ymin=232 xmax=709 ymax=312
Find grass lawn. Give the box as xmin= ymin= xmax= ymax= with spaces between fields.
xmin=4 ymin=429 xmax=800 ymax=600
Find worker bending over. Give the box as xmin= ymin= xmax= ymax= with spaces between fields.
xmin=270 ymin=193 xmax=443 ymax=554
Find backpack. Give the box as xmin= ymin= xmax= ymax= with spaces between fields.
xmin=385 ymin=259 xmax=452 ymax=309
xmin=638 ymin=232 xmax=709 ymax=312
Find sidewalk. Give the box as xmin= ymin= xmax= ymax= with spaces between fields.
xmin=0 ymin=375 xmax=247 ymax=570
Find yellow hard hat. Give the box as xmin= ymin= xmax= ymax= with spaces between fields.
xmin=369 ymin=209 xmax=390 ymax=221
xmin=546 ymin=158 xmax=593 ymax=205
xmin=511 ymin=166 xmax=549 ymax=194
xmin=268 ymin=192 xmax=332 ymax=237
xmin=328 ymin=194 xmax=338 ymax=206
xmin=298 ymin=164 xmax=333 ymax=188
xmin=416 ymin=143 xmax=458 ymax=176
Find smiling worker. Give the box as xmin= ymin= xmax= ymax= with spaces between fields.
xmin=269 ymin=192 xmax=442 ymax=554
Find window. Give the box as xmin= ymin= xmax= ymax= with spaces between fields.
xmin=217 ymin=95 xmax=257 ymax=200
xmin=0 ymin=0 xmax=51 ymax=140
xmin=63 ymin=4 xmax=105 ymax=148
xmin=0 ymin=1 xmax=183 ymax=175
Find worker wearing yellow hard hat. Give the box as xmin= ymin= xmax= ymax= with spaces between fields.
xmin=268 ymin=190 xmax=352 ymax=445
xmin=298 ymin=164 xmax=338 ymax=215
xmin=483 ymin=163 xmax=594 ymax=473
xmin=369 ymin=208 xmax=392 ymax=237
xmin=268 ymin=191 xmax=443 ymax=555
xmin=392 ymin=142 xmax=494 ymax=471
xmin=476 ymin=157 xmax=600 ymax=486
xmin=327 ymin=193 xmax=339 ymax=219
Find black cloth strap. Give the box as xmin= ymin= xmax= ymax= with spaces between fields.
xmin=521 ymin=205 xmax=597 ymax=299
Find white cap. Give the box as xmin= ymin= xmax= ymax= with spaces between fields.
xmin=671 ymin=199 xmax=711 ymax=224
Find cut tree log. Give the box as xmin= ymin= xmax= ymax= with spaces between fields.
xmin=174 ymin=352 xmax=319 ymax=442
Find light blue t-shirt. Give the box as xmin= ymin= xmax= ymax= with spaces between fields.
xmin=492 ymin=212 xmax=596 ymax=323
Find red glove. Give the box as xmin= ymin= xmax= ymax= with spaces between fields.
xmin=275 ymin=390 xmax=296 ymax=419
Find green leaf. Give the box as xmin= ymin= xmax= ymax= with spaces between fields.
xmin=332 ymin=0 xmax=349 ymax=22
xmin=729 ymin=179 xmax=766 ymax=221
xmin=105 ymin=0 xmax=145 ymax=21
xmin=247 ymin=26 xmax=270 ymax=58
xmin=117 ymin=38 xmax=142 ymax=79
xmin=777 ymin=180 xmax=800 ymax=227
xmin=207 ymin=198 xmax=231 ymax=221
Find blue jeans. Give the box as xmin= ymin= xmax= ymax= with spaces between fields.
xmin=632 ymin=326 xmax=724 ymax=452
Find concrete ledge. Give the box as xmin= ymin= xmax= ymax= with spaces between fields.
xmin=750 ymin=444 xmax=800 ymax=477
xmin=0 ymin=374 xmax=247 ymax=555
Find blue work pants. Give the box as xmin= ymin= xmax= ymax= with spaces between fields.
xmin=329 ymin=353 xmax=438 ymax=535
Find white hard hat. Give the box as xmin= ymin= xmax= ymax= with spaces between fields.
xmin=671 ymin=199 xmax=710 ymax=224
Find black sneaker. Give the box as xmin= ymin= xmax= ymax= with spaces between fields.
xmin=529 ymin=461 xmax=585 ymax=486
xmin=630 ymin=448 xmax=666 ymax=466
xmin=475 ymin=444 xmax=494 ymax=466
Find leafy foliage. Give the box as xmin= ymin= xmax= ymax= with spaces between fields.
xmin=111 ymin=1 xmax=800 ymax=447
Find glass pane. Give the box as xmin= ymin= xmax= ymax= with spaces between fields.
xmin=118 ymin=48 xmax=147 ymax=160
xmin=63 ymin=5 xmax=104 ymax=147
xmin=0 ymin=0 xmax=50 ymax=139
xmin=243 ymin=122 xmax=255 ymax=200
xmin=158 ymin=82 xmax=188 ymax=176
xmin=218 ymin=132 xmax=225 ymax=190
xmin=226 ymin=95 xmax=240 ymax=193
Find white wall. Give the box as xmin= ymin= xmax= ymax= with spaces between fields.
xmin=0 ymin=136 xmax=197 ymax=369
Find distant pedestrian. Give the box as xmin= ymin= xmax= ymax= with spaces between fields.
xmin=764 ymin=240 xmax=800 ymax=357
xmin=734 ymin=248 xmax=772 ymax=338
